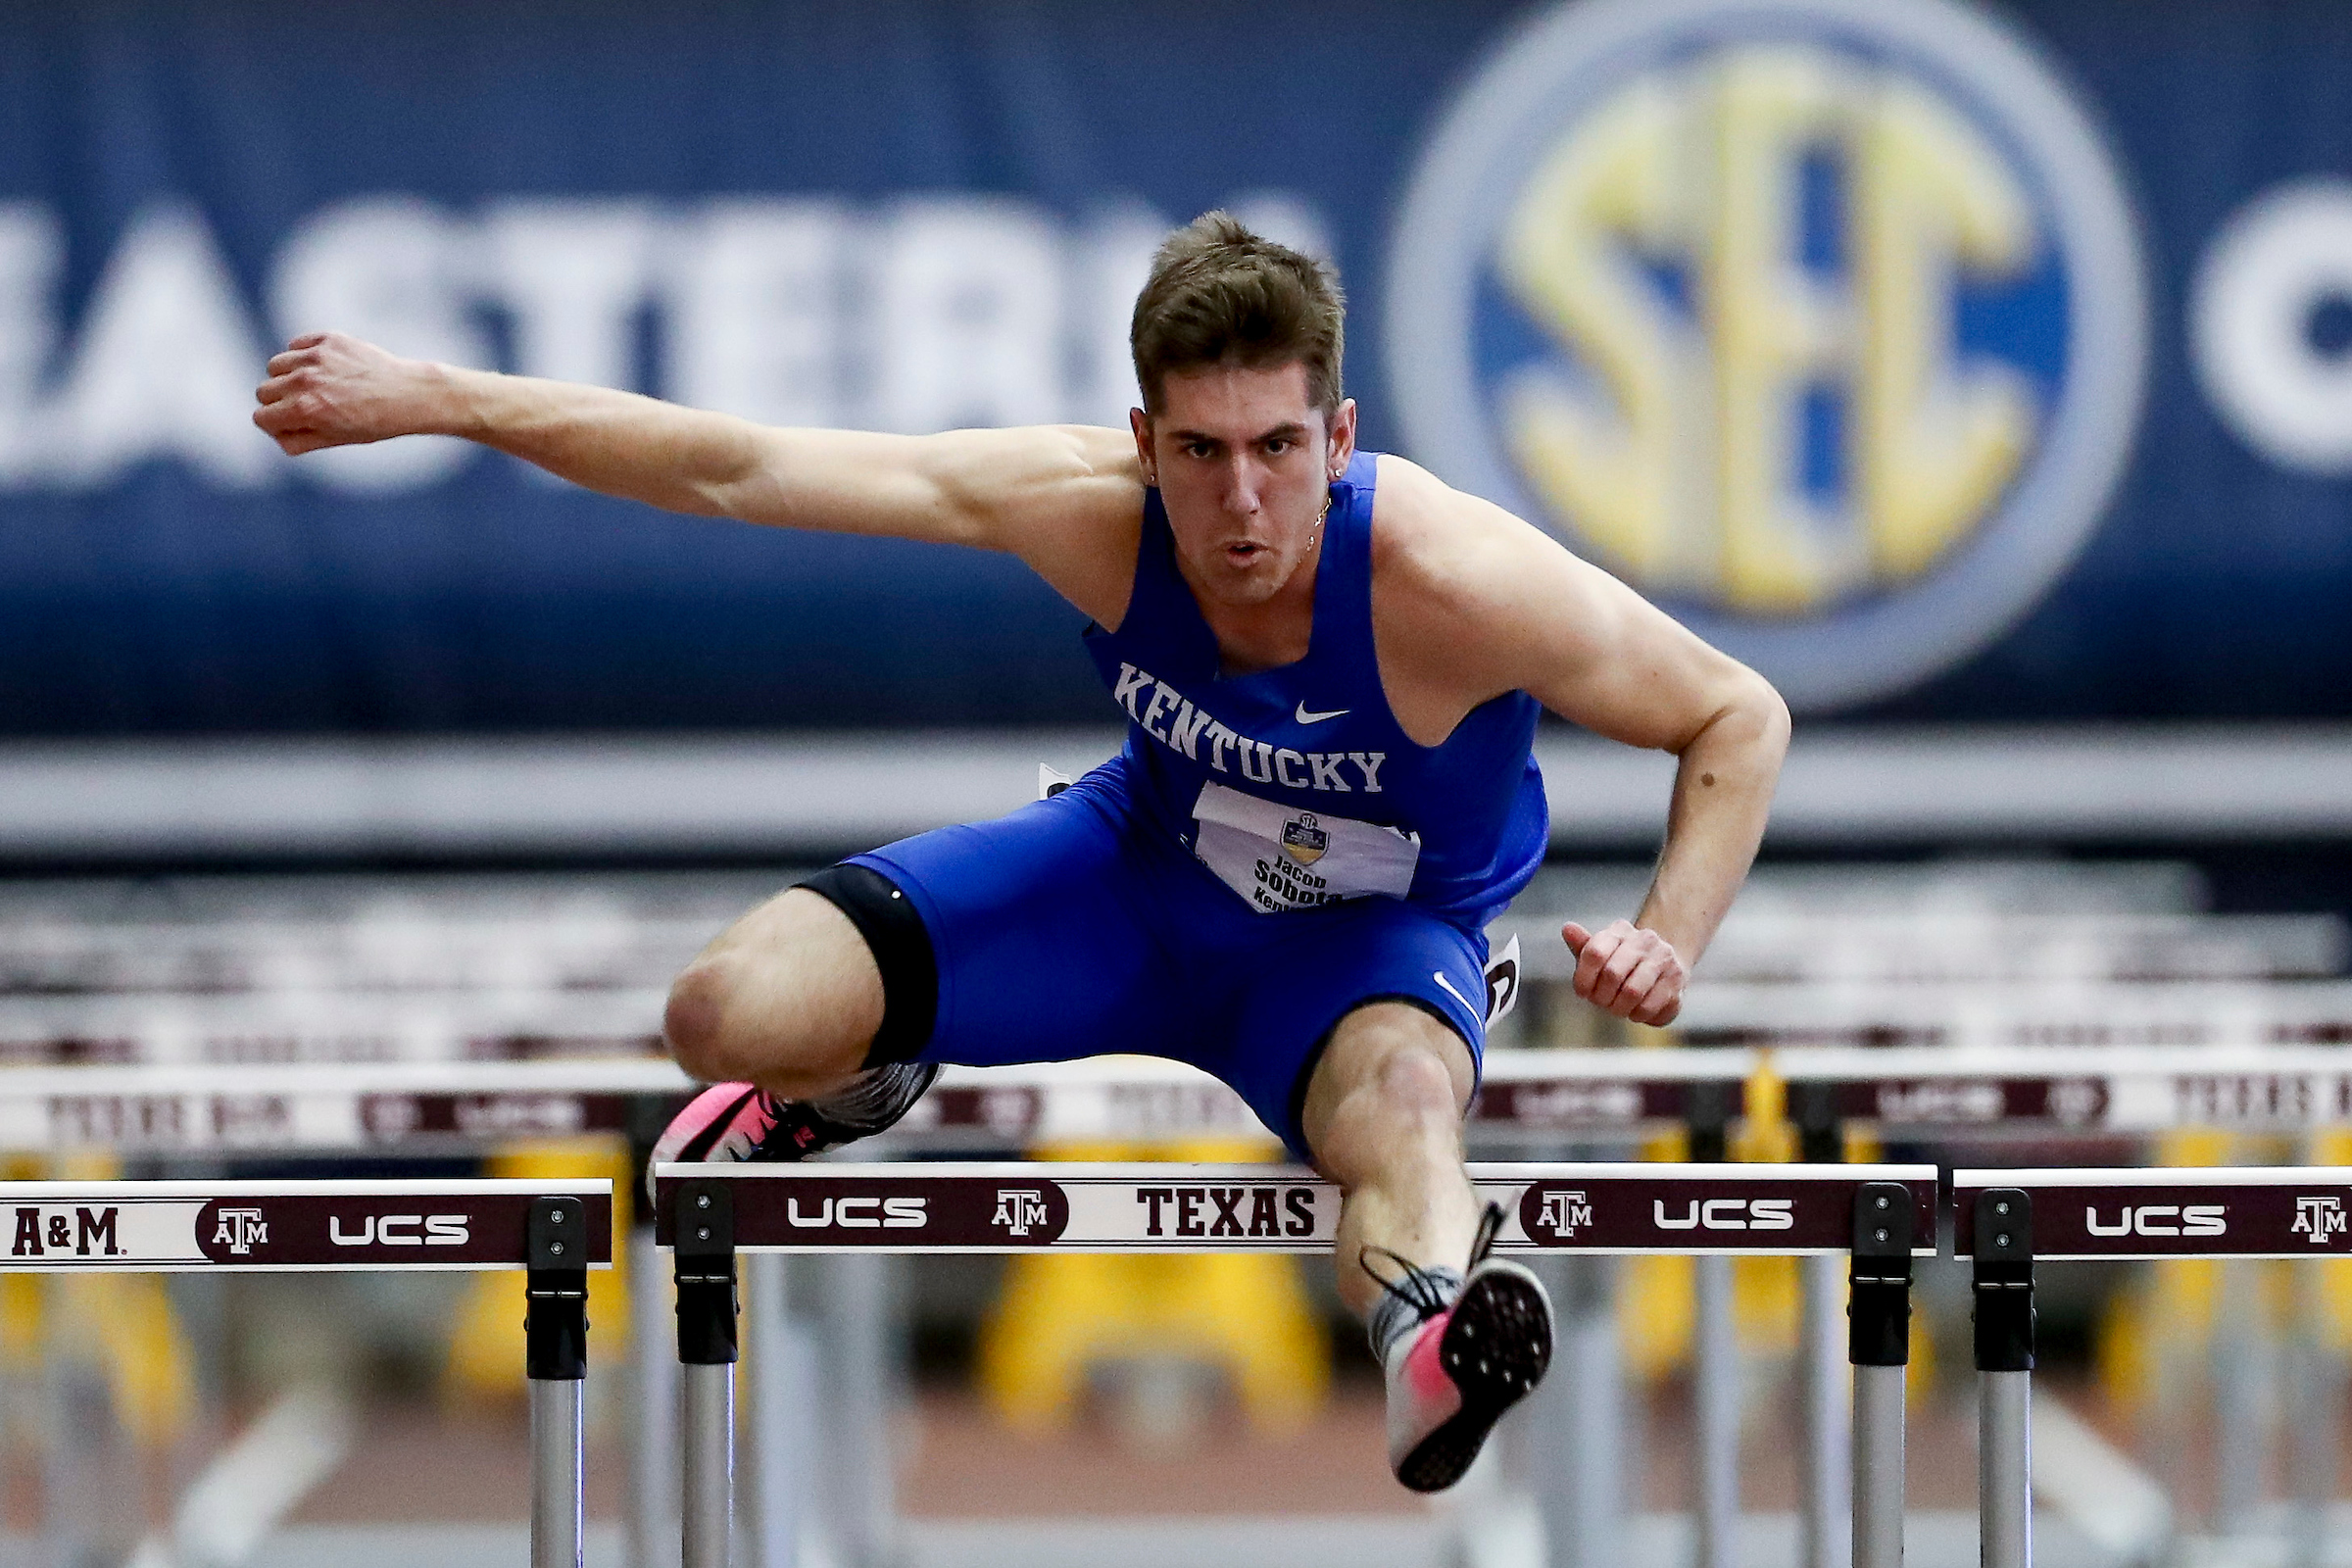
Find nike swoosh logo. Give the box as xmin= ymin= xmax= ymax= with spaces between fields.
xmin=1433 ymin=970 xmax=1480 ymax=1017
xmin=1295 ymin=703 xmax=1348 ymax=724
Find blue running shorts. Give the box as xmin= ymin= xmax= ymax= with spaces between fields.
xmin=848 ymin=755 xmax=1491 ymax=1160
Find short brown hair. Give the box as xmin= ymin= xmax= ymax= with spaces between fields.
xmin=1130 ymin=212 xmax=1346 ymax=417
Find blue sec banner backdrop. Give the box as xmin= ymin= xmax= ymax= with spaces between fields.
xmin=0 ymin=0 xmax=2348 ymax=734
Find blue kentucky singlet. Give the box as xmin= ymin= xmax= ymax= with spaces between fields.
xmin=1084 ymin=450 xmax=1548 ymax=931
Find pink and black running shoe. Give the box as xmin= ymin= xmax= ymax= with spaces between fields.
xmin=649 ymin=1063 xmax=940 ymax=1193
xmin=1371 ymin=1204 xmax=1555 ymax=1494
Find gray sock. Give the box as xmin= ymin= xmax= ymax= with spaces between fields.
xmin=808 ymin=1060 xmax=933 ymax=1130
xmin=1368 ymin=1265 xmax=1464 ymax=1363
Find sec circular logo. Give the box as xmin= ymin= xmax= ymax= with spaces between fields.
xmin=1387 ymin=0 xmax=2147 ymax=710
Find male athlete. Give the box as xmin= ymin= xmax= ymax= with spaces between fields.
xmin=255 ymin=214 xmax=1788 ymax=1492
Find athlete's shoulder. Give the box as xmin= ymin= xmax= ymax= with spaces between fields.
xmin=962 ymin=423 xmax=1147 ymax=628
xmin=1367 ymin=452 xmax=1576 ymax=620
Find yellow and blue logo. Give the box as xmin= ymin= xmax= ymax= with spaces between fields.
xmin=1389 ymin=0 xmax=2147 ymax=709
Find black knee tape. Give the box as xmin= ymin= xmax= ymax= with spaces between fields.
xmin=795 ymin=863 xmax=939 ymax=1068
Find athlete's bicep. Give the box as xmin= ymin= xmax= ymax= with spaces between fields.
xmin=710 ymin=427 xmax=962 ymax=536
xmin=714 ymin=422 xmax=1144 ymax=623
xmin=713 ymin=424 xmax=1108 ymax=542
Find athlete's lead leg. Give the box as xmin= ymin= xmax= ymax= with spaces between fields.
xmin=1301 ymin=1003 xmax=1554 ymax=1493
xmin=1303 ymin=1004 xmax=1484 ymax=1313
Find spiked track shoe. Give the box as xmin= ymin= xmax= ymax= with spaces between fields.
xmin=1387 ymin=1257 xmax=1554 ymax=1494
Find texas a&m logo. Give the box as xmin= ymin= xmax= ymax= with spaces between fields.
xmin=1535 ymin=1189 xmax=1593 ymax=1241
xmin=213 ymin=1207 xmax=268 ymax=1255
xmin=2294 ymin=1196 xmax=2348 ymax=1246
xmin=994 ymin=1189 xmax=1051 ymax=1238
xmin=11 ymin=1205 xmax=123 ymax=1258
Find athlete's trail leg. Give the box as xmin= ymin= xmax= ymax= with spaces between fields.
xmin=1299 ymin=1003 xmax=1483 ymax=1316
xmin=662 ymin=888 xmax=884 ymax=1097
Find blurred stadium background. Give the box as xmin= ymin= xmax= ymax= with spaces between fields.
xmin=2 ymin=0 xmax=2351 ymax=1565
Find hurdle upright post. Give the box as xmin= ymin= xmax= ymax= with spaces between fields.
xmin=2286 ymin=1253 xmax=2343 ymax=1568
xmin=1794 ymin=1081 xmax=1850 ymax=1568
xmin=742 ymin=1250 xmax=817 ymax=1568
xmin=1972 ymin=1190 xmax=2034 ymax=1568
xmin=627 ymin=1098 xmax=679 ymax=1568
xmin=674 ymin=1180 xmax=739 ymax=1568
xmin=1687 ymin=1081 xmax=1740 ymax=1568
xmin=526 ymin=1196 xmax=592 ymax=1568
xmin=1848 ymin=1182 xmax=1912 ymax=1568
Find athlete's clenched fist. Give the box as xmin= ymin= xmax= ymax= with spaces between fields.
xmin=1559 ymin=918 xmax=1687 ymax=1026
xmin=252 ymin=331 xmax=444 ymax=456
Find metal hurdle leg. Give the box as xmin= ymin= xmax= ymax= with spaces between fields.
xmin=1688 ymin=1084 xmax=1739 ymax=1568
xmin=2287 ymin=1258 xmax=2343 ymax=1568
xmin=1972 ymin=1191 xmax=2034 ymax=1568
xmin=1796 ymin=1086 xmax=1851 ymax=1568
xmin=674 ymin=1181 xmax=739 ymax=1568
xmin=526 ymin=1197 xmax=592 ymax=1568
xmin=743 ymin=1251 xmax=817 ymax=1568
xmin=628 ymin=1096 xmax=679 ymax=1568
xmin=42 ymin=1341 xmax=114 ymax=1568
xmin=1802 ymin=1257 xmax=1853 ymax=1567
xmin=1532 ymin=1252 xmax=1628 ymax=1568
xmin=816 ymin=1253 xmax=900 ymax=1568
xmin=630 ymin=1222 xmax=679 ymax=1568
xmin=1848 ymin=1183 xmax=1914 ymax=1568
xmin=2211 ymin=1259 xmax=2268 ymax=1536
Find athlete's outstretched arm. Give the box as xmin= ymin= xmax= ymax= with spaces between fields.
xmin=252 ymin=331 xmax=1143 ymax=619
xmin=1377 ymin=461 xmax=1791 ymax=1025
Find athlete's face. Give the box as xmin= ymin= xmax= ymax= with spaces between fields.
xmin=1132 ymin=361 xmax=1357 ymax=610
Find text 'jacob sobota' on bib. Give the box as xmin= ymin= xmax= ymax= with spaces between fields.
xmin=1088 ymin=450 xmax=1551 ymax=929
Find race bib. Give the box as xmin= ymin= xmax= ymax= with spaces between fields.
xmin=1192 ymin=780 xmax=1421 ymax=913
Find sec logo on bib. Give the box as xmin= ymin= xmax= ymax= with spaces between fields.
xmin=1388 ymin=0 xmax=2148 ymax=710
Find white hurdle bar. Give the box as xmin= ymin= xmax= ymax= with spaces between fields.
xmin=12 ymin=1044 xmax=2352 ymax=1161
xmin=654 ymin=1160 xmax=1935 ymax=1568
xmin=1954 ymin=1166 xmax=2352 ymax=1568
xmin=0 ymin=1177 xmax=612 ymax=1568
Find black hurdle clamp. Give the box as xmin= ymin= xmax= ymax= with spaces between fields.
xmin=1685 ymin=1079 xmax=1736 ymax=1164
xmin=1847 ymin=1181 xmax=1913 ymax=1366
xmin=1971 ymin=1189 xmax=2035 ymax=1373
xmin=673 ymin=1179 xmax=740 ymax=1366
xmin=1791 ymin=1079 xmax=1843 ymax=1165
xmin=525 ymin=1196 xmax=590 ymax=1382
xmin=625 ymin=1094 xmax=681 ymax=1211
